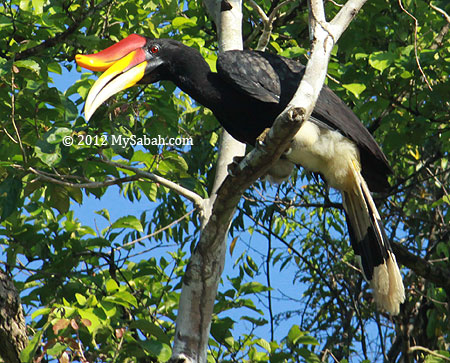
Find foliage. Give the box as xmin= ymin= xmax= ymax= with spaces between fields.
xmin=0 ymin=0 xmax=449 ymax=362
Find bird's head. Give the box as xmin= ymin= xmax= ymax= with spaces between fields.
xmin=76 ymin=34 xmax=182 ymax=120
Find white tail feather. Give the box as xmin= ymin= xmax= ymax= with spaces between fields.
xmin=344 ymin=161 xmax=405 ymax=315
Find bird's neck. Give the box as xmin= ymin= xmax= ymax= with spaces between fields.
xmin=168 ymin=49 xmax=222 ymax=110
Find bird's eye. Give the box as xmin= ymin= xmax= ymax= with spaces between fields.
xmin=150 ymin=45 xmax=159 ymax=54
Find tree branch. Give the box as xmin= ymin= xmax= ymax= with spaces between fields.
xmin=408 ymin=346 xmax=450 ymax=361
xmin=398 ymin=0 xmax=433 ymax=91
xmin=0 ymin=269 xmax=27 ymax=363
xmin=430 ymin=3 xmax=450 ymax=49
xmin=99 ymin=158 xmax=205 ymax=209
xmin=169 ymin=0 xmax=370 ymax=361
xmin=27 ymin=167 xmax=141 ymax=188
xmin=170 ymin=1 xmax=246 ymax=361
xmin=391 ymin=241 xmax=450 ymax=291
xmin=330 ymin=0 xmax=368 ymax=39
xmin=248 ymin=0 xmax=295 ymax=51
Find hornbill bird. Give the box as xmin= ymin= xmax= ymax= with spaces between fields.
xmin=76 ymin=34 xmax=405 ymax=314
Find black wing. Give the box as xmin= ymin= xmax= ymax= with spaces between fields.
xmin=217 ymin=50 xmax=282 ymax=103
xmin=217 ymin=50 xmax=391 ymax=191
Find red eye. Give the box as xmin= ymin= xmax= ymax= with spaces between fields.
xmin=150 ymin=45 xmax=159 ymax=54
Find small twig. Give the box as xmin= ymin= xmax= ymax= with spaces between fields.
xmin=10 ymin=64 xmax=27 ymax=163
xmin=398 ymin=0 xmax=433 ymax=91
xmin=28 ymin=167 xmax=141 ymax=188
xmin=248 ymin=0 xmax=295 ymax=51
xmin=408 ymin=346 xmax=450 ymax=361
xmin=328 ymin=0 xmax=343 ymax=7
xmin=114 ymin=209 xmax=195 ymax=251
xmin=430 ymin=3 xmax=450 ymax=50
xmin=430 ymin=3 xmax=450 ymax=23
xmin=425 ymin=166 xmax=449 ymax=198
xmin=99 ymin=158 xmax=205 ymax=208
xmin=1 ymin=126 xmax=18 ymax=144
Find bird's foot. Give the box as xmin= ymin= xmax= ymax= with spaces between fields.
xmin=256 ymin=128 xmax=271 ymax=148
xmin=228 ymin=156 xmax=245 ymax=177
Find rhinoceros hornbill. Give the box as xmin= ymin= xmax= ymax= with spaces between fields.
xmin=76 ymin=34 xmax=405 ymax=314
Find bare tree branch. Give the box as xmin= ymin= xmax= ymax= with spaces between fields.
xmin=99 ymin=158 xmax=205 ymax=209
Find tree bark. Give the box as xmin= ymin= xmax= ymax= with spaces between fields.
xmin=0 ymin=268 xmax=27 ymax=363
xmin=169 ymin=0 xmax=369 ymax=361
xmin=170 ymin=1 xmax=246 ymax=362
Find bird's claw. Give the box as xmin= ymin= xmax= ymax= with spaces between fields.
xmin=228 ymin=156 xmax=245 ymax=177
xmin=256 ymin=128 xmax=271 ymax=148
xmin=284 ymin=146 xmax=292 ymax=156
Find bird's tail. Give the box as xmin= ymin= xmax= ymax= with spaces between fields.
xmin=343 ymin=162 xmax=405 ymax=315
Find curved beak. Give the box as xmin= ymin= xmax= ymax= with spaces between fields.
xmin=75 ymin=34 xmax=148 ymax=120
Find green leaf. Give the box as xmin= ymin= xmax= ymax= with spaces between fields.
xmin=46 ymin=342 xmax=67 ymax=357
xmin=296 ymin=335 xmax=319 ymax=345
xmin=104 ymin=290 xmax=138 ymax=308
xmin=255 ymin=338 xmax=272 ymax=353
xmin=34 ymin=128 xmax=71 ymax=167
xmin=238 ymin=281 xmax=269 ymax=295
xmin=424 ymin=350 xmax=450 ymax=363
xmin=20 ymin=330 xmax=44 ymax=363
xmin=31 ymin=307 xmax=52 ymax=320
xmin=140 ymin=340 xmax=172 ymax=362
xmin=246 ymin=255 xmax=258 ymax=272
xmin=48 ymin=62 xmax=62 ymax=75
xmin=368 ymin=51 xmax=396 ymax=72
xmin=287 ymin=325 xmax=318 ymax=346
xmin=35 ymin=139 xmax=61 ymax=166
xmin=46 ymin=127 xmax=72 ymax=144
xmin=131 ymin=149 xmax=156 ymax=167
xmin=32 ymin=0 xmax=44 ymax=14
xmin=78 ymin=309 xmax=104 ymax=333
xmin=0 ymin=15 xmax=12 ymax=29
xmin=75 ymin=293 xmax=87 ymax=306
xmin=113 ymin=290 xmax=138 ymax=308
xmin=298 ymin=347 xmax=321 ymax=363
xmin=14 ymin=60 xmax=41 ymax=73
xmin=19 ymin=0 xmax=31 ymax=11
xmin=172 ymin=16 xmax=197 ymax=28
xmin=48 ymin=186 xmax=70 ymax=214
xmin=130 ymin=320 xmax=171 ymax=344
xmin=109 ymin=215 xmax=143 ymax=232
xmin=138 ymin=180 xmax=158 ymax=202
xmin=105 ymin=278 xmax=119 ymax=293
xmin=0 ymin=176 xmax=22 ymax=220
xmin=342 ymin=83 xmax=366 ymax=98
xmin=95 ymin=209 xmax=111 ymax=222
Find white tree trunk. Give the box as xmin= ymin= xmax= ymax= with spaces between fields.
xmin=170 ymin=1 xmax=246 ymax=362
xmin=170 ymin=0 xmax=369 ymax=361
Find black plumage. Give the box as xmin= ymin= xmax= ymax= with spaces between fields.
xmin=139 ymin=40 xmax=391 ymax=191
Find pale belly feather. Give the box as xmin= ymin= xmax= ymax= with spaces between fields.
xmin=286 ymin=120 xmax=361 ymax=192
